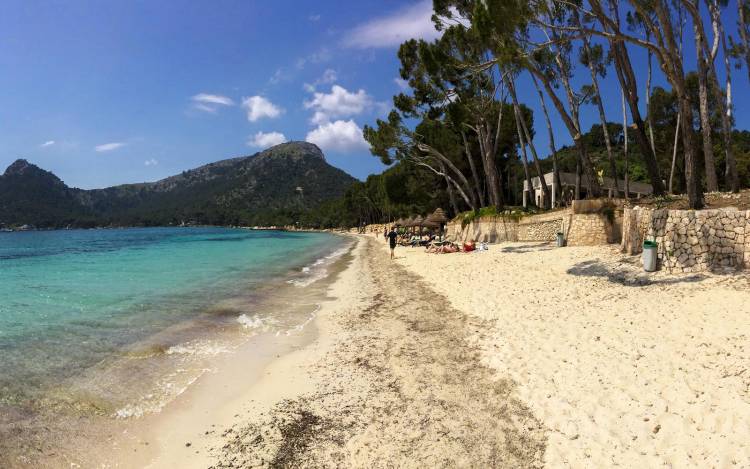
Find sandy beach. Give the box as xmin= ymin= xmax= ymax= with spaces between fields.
xmin=396 ymin=238 xmax=750 ymax=467
xmin=91 ymin=234 xmax=544 ymax=468
xmin=65 ymin=234 xmax=749 ymax=467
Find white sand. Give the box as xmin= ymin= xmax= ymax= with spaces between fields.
xmin=395 ymin=240 xmax=750 ymax=467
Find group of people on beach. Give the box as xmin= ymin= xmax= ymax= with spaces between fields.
xmin=383 ymin=227 xmax=486 ymax=259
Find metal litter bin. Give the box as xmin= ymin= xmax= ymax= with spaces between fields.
xmin=642 ymin=240 xmax=658 ymax=272
xmin=556 ymin=232 xmax=565 ymax=247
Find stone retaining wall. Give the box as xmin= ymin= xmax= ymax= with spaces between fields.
xmin=566 ymin=213 xmax=621 ymax=246
xmin=445 ymin=209 xmax=615 ymax=245
xmin=621 ymin=207 xmax=750 ymax=272
xmin=446 ymin=217 xmax=518 ymax=243
xmin=517 ymin=211 xmax=564 ymax=242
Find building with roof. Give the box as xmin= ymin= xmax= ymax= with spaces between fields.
xmin=522 ymin=172 xmax=654 ymax=207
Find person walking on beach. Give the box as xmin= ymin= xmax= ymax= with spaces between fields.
xmin=387 ymin=227 xmax=398 ymax=260
xmin=383 ymin=227 xmax=388 ymax=242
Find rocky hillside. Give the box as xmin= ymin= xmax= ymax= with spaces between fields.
xmin=0 ymin=142 xmax=357 ymax=228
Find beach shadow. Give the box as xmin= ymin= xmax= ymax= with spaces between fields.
xmin=501 ymin=243 xmax=555 ymax=254
xmin=566 ymin=259 xmax=706 ymax=287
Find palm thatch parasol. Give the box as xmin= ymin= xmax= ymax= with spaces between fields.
xmin=394 ymin=218 xmax=405 ymax=227
xmin=421 ymin=218 xmax=439 ymax=228
xmin=426 ymin=208 xmax=448 ymax=238
xmin=428 ymin=208 xmax=448 ymax=224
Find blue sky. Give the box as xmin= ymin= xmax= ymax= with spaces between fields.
xmin=1 ymin=1 xmax=748 ymax=189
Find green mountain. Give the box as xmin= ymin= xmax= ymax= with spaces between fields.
xmin=0 ymin=142 xmax=358 ymax=228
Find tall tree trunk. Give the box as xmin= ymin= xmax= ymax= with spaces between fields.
xmin=415 ymin=160 xmax=476 ymax=211
xmin=547 ymin=31 xmax=601 ymax=198
xmin=461 ymin=130 xmax=486 ymax=206
xmin=513 ymin=110 xmax=534 ymax=207
xmin=679 ymin=94 xmax=703 ymax=208
xmin=530 ymin=73 xmax=563 ymax=204
xmin=474 ymin=119 xmax=503 ymax=209
xmin=622 ymin=89 xmax=630 ymax=198
xmin=526 ymin=62 xmax=601 ymax=197
xmin=645 ymin=32 xmax=657 ymax=157
xmin=738 ymin=0 xmax=750 ymax=81
xmin=707 ymin=0 xmax=740 ymax=191
xmin=592 ymin=0 xmax=666 ymax=196
xmin=484 ymin=106 xmax=506 ymax=207
xmin=610 ymin=42 xmax=665 ymax=196
xmin=609 ymin=0 xmax=702 ymax=207
xmin=669 ymin=112 xmax=682 ymax=194
xmin=575 ymin=160 xmax=582 ymax=200
xmin=415 ymin=142 xmax=477 ymax=208
xmin=653 ymin=0 xmax=703 ymax=208
xmin=508 ymin=77 xmax=549 ymax=207
xmin=440 ymin=161 xmax=460 ymax=216
xmin=578 ymin=19 xmax=619 ymax=194
xmin=693 ymin=2 xmax=719 ymax=192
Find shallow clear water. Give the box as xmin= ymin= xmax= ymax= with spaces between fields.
xmin=0 ymin=227 xmax=342 ymax=409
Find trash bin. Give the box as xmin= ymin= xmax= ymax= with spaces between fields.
xmin=556 ymin=232 xmax=565 ymax=247
xmin=642 ymin=240 xmax=658 ymax=272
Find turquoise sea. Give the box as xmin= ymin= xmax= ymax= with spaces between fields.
xmin=0 ymin=227 xmax=346 ymax=416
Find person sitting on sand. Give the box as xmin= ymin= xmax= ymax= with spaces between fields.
xmin=386 ymin=227 xmax=398 ymax=259
xmin=463 ymin=240 xmax=476 ymax=252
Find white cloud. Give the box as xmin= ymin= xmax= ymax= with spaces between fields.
xmin=144 ymin=158 xmax=158 ymax=166
xmin=394 ymin=77 xmax=410 ymax=91
xmin=241 ymin=96 xmax=283 ymax=122
xmin=192 ymin=93 xmax=233 ymax=106
xmin=191 ymin=93 xmax=234 ymax=113
xmin=95 ymin=142 xmax=125 ymax=152
xmin=303 ymin=68 xmax=338 ymax=92
xmin=304 ymin=85 xmax=373 ymax=125
xmin=344 ymin=0 xmax=441 ymax=48
xmin=40 ymin=140 xmax=55 ymax=148
xmin=247 ymin=131 xmax=288 ymax=149
xmin=309 ymin=14 xmax=321 ymax=22
xmin=306 ymin=120 xmax=369 ymax=153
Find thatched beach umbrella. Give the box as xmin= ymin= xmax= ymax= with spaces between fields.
xmin=394 ymin=218 xmax=405 ymax=227
xmin=427 ymin=208 xmax=448 ymax=238
xmin=429 ymin=208 xmax=448 ymax=224
xmin=421 ymin=218 xmax=439 ymax=229
xmin=411 ymin=215 xmax=423 ymax=234
xmin=405 ymin=217 xmax=418 ymax=235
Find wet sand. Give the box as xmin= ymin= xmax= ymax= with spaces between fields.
xmin=10 ymin=233 xmax=749 ymax=467
xmin=136 ymin=235 xmax=546 ymax=468
xmin=98 ymin=238 xmax=545 ymax=468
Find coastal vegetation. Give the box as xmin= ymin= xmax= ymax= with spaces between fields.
xmin=320 ymin=0 xmax=750 ymax=228
xmin=0 ymin=142 xmax=355 ymax=229
xmin=5 ymin=1 xmax=750 ymax=230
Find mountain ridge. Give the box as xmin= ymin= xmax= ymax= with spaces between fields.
xmin=0 ymin=141 xmax=357 ymax=228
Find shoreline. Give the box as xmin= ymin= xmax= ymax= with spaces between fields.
xmin=83 ymin=235 xmax=362 ymax=468
xmin=9 ymin=232 xmax=747 ymax=466
xmin=0 ymin=230 xmax=353 ymax=468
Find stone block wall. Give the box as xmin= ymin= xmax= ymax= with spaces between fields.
xmin=517 ymin=212 xmax=564 ymax=241
xmin=446 ymin=217 xmax=518 ymax=243
xmin=566 ymin=213 xmax=620 ymax=246
xmin=446 ymin=212 xmax=563 ymax=243
xmin=621 ymin=207 xmax=750 ymax=272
